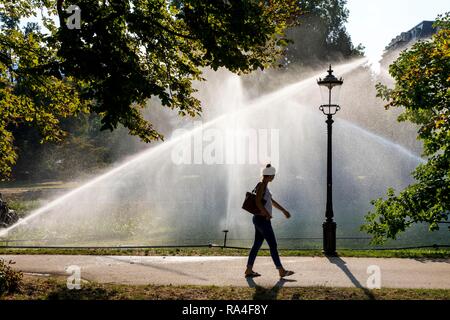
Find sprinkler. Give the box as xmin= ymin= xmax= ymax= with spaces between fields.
xmin=222 ymin=230 xmax=229 ymax=248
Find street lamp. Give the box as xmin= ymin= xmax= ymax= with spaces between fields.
xmin=317 ymin=65 xmax=343 ymax=256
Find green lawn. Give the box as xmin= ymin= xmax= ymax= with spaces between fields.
xmin=0 ymin=247 xmax=449 ymax=259
xmin=2 ymin=275 xmax=449 ymax=300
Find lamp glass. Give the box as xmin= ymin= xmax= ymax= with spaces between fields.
xmin=319 ymin=84 xmax=342 ymax=106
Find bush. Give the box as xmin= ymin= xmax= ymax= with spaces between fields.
xmin=0 ymin=259 xmax=23 ymax=295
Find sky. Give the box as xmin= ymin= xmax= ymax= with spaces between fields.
xmin=346 ymin=0 xmax=449 ymax=70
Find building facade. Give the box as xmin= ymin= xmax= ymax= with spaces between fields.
xmin=381 ymin=21 xmax=437 ymax=68
xmin=385 ymin=21 xmax=436 ymax=52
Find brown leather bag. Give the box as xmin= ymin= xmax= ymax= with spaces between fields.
xmin=242 ymin=183 xmax=267 ymax=215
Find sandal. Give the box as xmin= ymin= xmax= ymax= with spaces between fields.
xmin=245 ymin=271 xmax=261 ymax=278
xmin=279 ymin=270 xmax=295 ymax=278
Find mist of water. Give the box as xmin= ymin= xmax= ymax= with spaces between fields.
xmin=1 ymin=58 xmax=445 ymax=248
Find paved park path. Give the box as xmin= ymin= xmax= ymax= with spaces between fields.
xmin=2 ymin=255 xmax=450 ymax=289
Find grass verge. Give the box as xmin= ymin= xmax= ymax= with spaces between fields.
xmin=0 ymin=247 xmax=449 ymax=259
xmin=1 ymin=275 xmax=449 ymax=300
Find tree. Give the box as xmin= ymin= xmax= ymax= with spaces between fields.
xmin=285 ymin=0 xmax=364 ymax=66
xmin=362 ymin=14 xmax=450 ymax=244
xmin=0 ymin=0 xmax=301 ymax=180
xmin=0 ymin=7 xmax=87 ymax=178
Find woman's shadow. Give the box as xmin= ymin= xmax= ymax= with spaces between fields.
xmin=246 ymin=277 xmax=297 ymax=300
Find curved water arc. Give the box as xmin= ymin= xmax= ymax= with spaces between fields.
xmin=3 ymin=58 xmax=418 ymax=242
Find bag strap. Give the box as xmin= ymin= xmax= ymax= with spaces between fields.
xmin=252 ymin=182 xmax=266 ymax=195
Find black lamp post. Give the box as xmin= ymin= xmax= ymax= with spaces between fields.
xmin=317 ymin=65 xmax=343 ymax=256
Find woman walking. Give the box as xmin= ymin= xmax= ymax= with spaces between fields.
xmin=245 ymin=164 xmax=295 ymax=278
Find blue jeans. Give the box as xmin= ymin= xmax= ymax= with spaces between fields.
xmin=247 ymin=215 xmax=283 ymax=269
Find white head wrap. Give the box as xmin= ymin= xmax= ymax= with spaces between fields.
xmin=262 ymin=165 xmax=276 ymax=176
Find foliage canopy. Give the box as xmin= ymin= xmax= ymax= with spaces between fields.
xmin=0 ymin=0 xmax=300 ymax=179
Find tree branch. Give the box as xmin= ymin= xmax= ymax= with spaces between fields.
xmin=57 ymin=0 xmax=67 ymax=30
xmin=147 ymin=19 xmax=196 ymax=41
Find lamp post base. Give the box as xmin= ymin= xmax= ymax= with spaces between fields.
xmin=323 ymin=221 xmax=337 ymax=256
